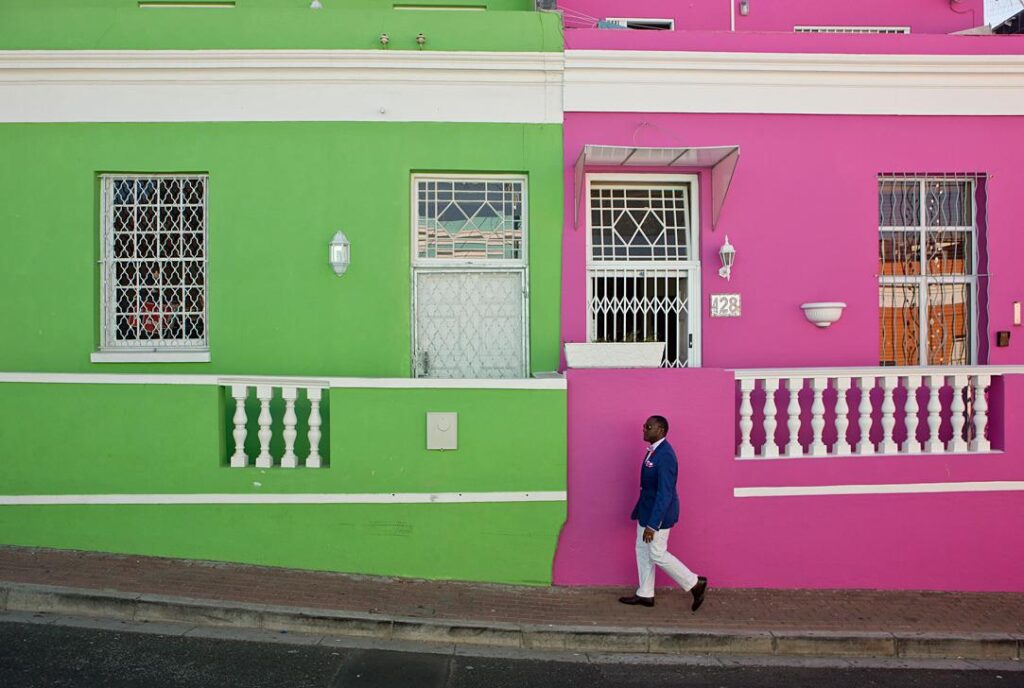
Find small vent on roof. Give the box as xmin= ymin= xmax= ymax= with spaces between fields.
xmin=602 ymin=18 xmax=674 ymax=30
xmin=794 ymin=25 xmax=910 ymax=34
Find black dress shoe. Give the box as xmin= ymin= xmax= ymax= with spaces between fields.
xmin=690 ymin=576 xmax=708 ymax=612
xmin=618 ymin=595 xmax=655 ymax=607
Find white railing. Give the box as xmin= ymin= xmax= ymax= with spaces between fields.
xmin=222 ymin=379 xmax=329 ymax=469
xmin=733 ymin=366 xmax=1007 ymax=459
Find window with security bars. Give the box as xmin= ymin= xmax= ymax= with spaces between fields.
xmin=588 ymin=181 xmax=697 ymax=367
xmin=100 ymin=175 xmax=208 ymax=351
xmin=415 ymin=179 xmax=524 ymax=262
xmin=878 ymin=174 xmax=982 ymax=366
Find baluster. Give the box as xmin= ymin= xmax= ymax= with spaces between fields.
xmin=255 ymin=385 xmax=274 ymax=468
xmin=785 ymin=377 xmax=803 ymax=457
xmin=970 ymin=374 xmax=992 ymax=452
xmin=878 ymin=375 xmax=898 ymax=454
xmin=901 ymin=375 xmax=921 ymax=454
xmin=761 ymin=379 xmax=780 ymax=458
xmin=306 ymin=387 xmax=323 ymax=468
xmin=948 ymin=374 xmax=969 ymax=454
xmin=809 ymin=377 xmax=827 ymax=457
xmin=832 ymin=377 xmax=852 ymax=456
xmin=925 ymin=375 xmax=945 ymax=453
xmin=229 ymin=384 xmax=249 ymax=468
xmin=856 ymin=376 xmax=876 ymax=455
xmin=738 ymin=378 xmax=755 ymax=458
xmin=281 ymin=386 xmax=298 ymax=468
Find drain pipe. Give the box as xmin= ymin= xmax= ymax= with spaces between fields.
xmin=730 ymin=0 xmax=735 ymax=31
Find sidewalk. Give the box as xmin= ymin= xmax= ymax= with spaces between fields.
xmin=1 ymin=546 xmax=1022 ymax=661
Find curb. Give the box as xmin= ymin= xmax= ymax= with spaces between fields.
xmin=2 ymin=582 xmax=1021 ymax=661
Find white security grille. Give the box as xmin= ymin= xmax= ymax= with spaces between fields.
xmin=416 ymin=178 xmax=524 ymax=262
xmin=589 ymin=268 xmax=691 ymax=367
xmin=794 ymin=26 xmax=910 ymax=34
xmin=587 ymin=179 xmax=698 ymax=367
xmin=878 ymin=174 xmax=982 ymax=366
xmin=411 ymin=175 xmax=528 ymax=379
xmin=414 ymin=271 xmax=526 ymax=379
xmin=590 ymin=184 xmax=690 ymax=262
xmin=100 ymin=175 xmax=208 ymax=351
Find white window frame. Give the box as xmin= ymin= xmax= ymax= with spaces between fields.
xmin=410 ymin=173 xmax=530 ymax=377
xmin=93 ymin=173 xmax=210 ymax=364
xmin=585 ymin=172 xmax=701 ymax=368
xmin=878 ymin=175 xmax=979 ymax=367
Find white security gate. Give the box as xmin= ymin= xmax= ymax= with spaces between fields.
xmin=413 ymin=270 xmax=526 ymax=378
xmin=410 ymin=174 xmax=529 ymax=379
xmin=586 ymin=175 xmax=701 ymax=367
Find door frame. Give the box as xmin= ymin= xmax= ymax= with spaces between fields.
xmin=409 ymin=173 xmax=530 ymax=378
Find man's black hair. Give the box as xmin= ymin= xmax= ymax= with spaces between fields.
xmin=650 ymin=415 xmax=669 ymax=434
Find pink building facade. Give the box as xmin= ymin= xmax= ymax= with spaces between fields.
xmin=555 ymin=1 xmax=1024 ymax=591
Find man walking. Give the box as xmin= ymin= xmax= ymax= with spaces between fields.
xmin=619 ymin=415 xmax=708 ymax=611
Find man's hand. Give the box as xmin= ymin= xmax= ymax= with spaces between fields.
xmin=643 ymin=527 xmax=655 ymax=543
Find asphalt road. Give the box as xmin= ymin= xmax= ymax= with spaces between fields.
xmin=0 ymin=618 xmax=1019 ymax=688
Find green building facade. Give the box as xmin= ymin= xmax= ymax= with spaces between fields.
xmin=0 ymin=0 xmax=567 ymax=585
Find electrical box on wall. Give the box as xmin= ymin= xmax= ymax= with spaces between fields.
xmin=426 ymin=412 xmax=458 ymax=450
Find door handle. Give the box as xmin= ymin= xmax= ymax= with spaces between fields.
xmin=420 ymin=350 xmax=430 ymax=376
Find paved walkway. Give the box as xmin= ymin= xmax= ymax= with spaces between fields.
xmin=1 ymin=546 xmax=1022 ymax=661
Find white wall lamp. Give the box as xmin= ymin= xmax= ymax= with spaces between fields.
xmin=739 ymin=1 xmax=750 ymax=17
xmin=329 ymin=231 xmax=351 ymax=276
xmin=718 ymin=235 xmax=736 ymax=280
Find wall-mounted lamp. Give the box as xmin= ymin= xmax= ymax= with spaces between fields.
xmin=329 ymin=231 xmax=351 ymax=276
xmin=718 ymin=235 xmax=736 ymax=280
xmin=739 ymin=0 xmax=750 ymax=16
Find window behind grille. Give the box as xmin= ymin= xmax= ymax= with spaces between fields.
xmin=100 ymin=175 xmax=208 ymax=351
xmin=878 ymin=173 xmax=985 ymax=367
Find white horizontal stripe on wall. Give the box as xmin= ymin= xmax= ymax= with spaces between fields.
xmin=566 ymin=50 xmax=1024 ymax=116
xmin=0 ymin=50 xmax=564 ymax=124
xmin=0 ymin=373 xmax=566 ymax=390
xmin=734 ymin=481 xmax=1024 ymax=498
xmin=0 ymin=491 xmax=567 ymax=506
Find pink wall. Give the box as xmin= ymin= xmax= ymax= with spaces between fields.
xmin=561 ymin=112 xmax=1024 ymax=370
xmin=554 ymin=368 xmax=1024 ymax=591
xmin=559 ymin=0 xmax=984 ymax=34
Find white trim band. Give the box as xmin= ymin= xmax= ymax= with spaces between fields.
xmin=0 ymin=491 xmax=567 ymax=506
xmin=0 ymin=49 xmax=564 ymax=124
xmin=734 ymin=481 xmax=1024 ymax=498
xmin=566 ymin=49 xmax=1024 ymax=116
xmin=0 ymin=372 xmax=566 ymax=390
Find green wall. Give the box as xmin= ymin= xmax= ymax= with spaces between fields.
xmin=0 ymin=382 xmax=566 ymax=584
xmin=0 ymin=1 xmax=561 ymax=52
xmin=0 ymin=121 xmax=563 ymax=377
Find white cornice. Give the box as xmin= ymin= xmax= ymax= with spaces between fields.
xmin=0 ymin=49 xmax=565 ymax=124
xmin=566 ymin=49 xmax=1024 ymax=116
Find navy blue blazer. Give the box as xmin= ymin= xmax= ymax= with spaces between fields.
xmin=629 ymin=439 xmax=681 ymax=531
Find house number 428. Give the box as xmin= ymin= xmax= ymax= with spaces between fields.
xmin=710 ymin=293 xmax=741 ymax=318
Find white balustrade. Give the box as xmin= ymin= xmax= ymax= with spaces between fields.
xmin=833 ymin=377 xmax=852 ymax=456
xmin=734 ymin=367 xmax=1002 ymax=459
xmin=762 ymin=378 xmax=780 ymax=458
xmin=224 ymin=381 xmax=328 ymax=469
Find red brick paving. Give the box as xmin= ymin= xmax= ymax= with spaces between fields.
xmin=1 ymin=546 xmax=1022 ymax=634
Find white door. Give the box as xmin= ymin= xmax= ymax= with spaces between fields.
xmin=411 ymin=175 xmax=529 ymax=379
xmin=413 ymin=270 xmax=526 ymax=378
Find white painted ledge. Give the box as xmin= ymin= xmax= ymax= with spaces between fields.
xmin=0 ymin=491 xmax=568 ymax=505
xmin=565 ymin=49 xmax=1024 ymax=116
xmin=0 ymin=49 xmax=565 ymax=124
xmin=90 ymin=351 xmax=211 ymax=363
xmin=0 ymin=372 xmax=567 ymax=390
xmin=734 ymin=481 xmax=1024 ymax=498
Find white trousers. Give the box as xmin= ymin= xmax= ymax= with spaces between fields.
xmin=634 ymin=524 xmax=699 ymax=598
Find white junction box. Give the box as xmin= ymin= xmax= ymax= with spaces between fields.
xmin=426 ymin=412 xmax=458 ymax=450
